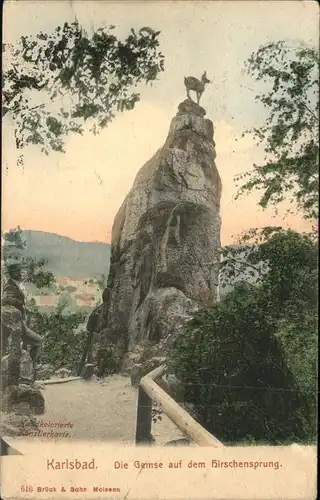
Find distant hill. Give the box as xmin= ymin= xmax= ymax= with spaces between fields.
xmin=17 ymin=231 xmax=265 ymax=295
xmin=22 ymin=230 xmax=111 ymax=278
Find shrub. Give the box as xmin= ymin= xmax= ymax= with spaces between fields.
xmin=31 ymin=307 xmax=87 ymax=371
xmin=168 ymin=282 xmax=317 ymax=444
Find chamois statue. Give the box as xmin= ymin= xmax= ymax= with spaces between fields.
xmin=184 ymin=71 xmax=211 ymax=104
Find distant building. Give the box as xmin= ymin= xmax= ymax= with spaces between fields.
xmin=76 ymin=297 xmax=95 ymax=308
xmin=31 ymin=276 xmax=100 ymax=310
xmin=56 ymin=276 xmax=70 ymax=286
xmin=35 ymin=295 xmax=58 ymax=307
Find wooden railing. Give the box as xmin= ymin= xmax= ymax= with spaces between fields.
xmin=135 ymin=364 xmax=224 ymax=447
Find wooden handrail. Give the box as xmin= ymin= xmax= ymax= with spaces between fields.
xmin=135 ymin=364 xmax=223 ymax=447
xmin=43 ymin=376 xmax=82 ymax=385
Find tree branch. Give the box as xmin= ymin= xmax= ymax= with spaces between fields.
xmin=222 ymin=254 xmax=266 ymax=276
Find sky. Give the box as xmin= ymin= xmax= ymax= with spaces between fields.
xmin=2 ymin=0 xmax=318 ymax=245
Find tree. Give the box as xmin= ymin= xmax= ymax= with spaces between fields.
xmin=222 ymin=227 xmax=318 ymax=404
xmin=96 ymin=273 xmax=107 ymax=291
xmin=1 ymin=226 xmax=89 ymax=374
xmin=30 ymin=306 xmax=87 ymax=370
xmin=56 ymin=293 xmax=76 ymax=314
xmin=3 ymin=22 xmax=164 ymax=162
xmin=2 ymin=226 xmax=55 ymax=289
xmin=236 ymin=41 xmax=319 ymax=220
xmin=220 ymin=226 xmax=317 ymax=306
xmin=169 ymin=228 xmax=317 ymax=443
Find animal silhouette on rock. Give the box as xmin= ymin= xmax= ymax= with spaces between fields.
xmin=184 ymin=71 xmax=211 ymax=104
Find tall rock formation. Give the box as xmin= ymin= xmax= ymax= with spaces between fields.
xmin=102 ymin=99 xmax=222 ymax=371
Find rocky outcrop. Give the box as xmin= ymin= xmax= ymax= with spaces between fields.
xmin=2 ymin=350 xmax=35 ymax=385
xmin=2 ymin=384 xmax=45 ymax=415
xmin=0 ymin=411 xmax=39 ymax=438
xmin=37 ymin=363 xmax=55 ymax=380
xmin=158 ymin=373 xmax=185 ymax=402
xmin=130 ymin=356 xmax=166 ymax=387
xmin=102 ymin=99 xmax=222 ymax=369
xmin=20 ymin=350 xmax=34 ymax=382
xmin=52 ymin=367 xmax=73 ymax=379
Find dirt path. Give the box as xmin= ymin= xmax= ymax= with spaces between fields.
xmin=38 ymin=375 xmax=187 ymax=445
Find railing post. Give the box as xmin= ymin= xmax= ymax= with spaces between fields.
xmin=135 ymin=385 xmax=153 ymax=444
xmin=0 ymin=437 xmax=9 ymax=456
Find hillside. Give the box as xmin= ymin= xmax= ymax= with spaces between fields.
xmin=22 ymin=230 xmax=111 ymax=279
xmin=20 ymin=232 xmax=264 ymax=294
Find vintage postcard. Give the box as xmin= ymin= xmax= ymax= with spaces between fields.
xmin=1 ymin=0 xmax=318 ymax=499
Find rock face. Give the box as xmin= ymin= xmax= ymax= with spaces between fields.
xmin=0 ymin=411 xmax=39 ymax=438
xmin=37 ymin=363 xmax=55 ymax=380
xmin=130 ymin=356 xmax=166 ymax=387
xmin=102 ymin=99 xmax=221 ymax=369
xmin=53 ymin=367 xmax=73 ymax=379
xmin=20 ymin=350 xmax=34 ymax=382
xmin=2 ymin=349 xmax=35 ymax=385
xmin=2 ymin=384 xmax=45 ymax=415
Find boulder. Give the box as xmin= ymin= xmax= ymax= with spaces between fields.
xmin=37 ymin=363 xmax=55 ymax=380
xmin=130 ymin=357 xmax=166 ymax=387
xmin=20 ymin=349 xmax=33 ymax=382
xmin=121 ymin=352 xmax=142 ymax=375
xmin=0 ymin=411 xmax=39 ymax=437
xmin=159 ymin=373 xmax=185 ymax=402
xmin=178 ymin=99 xmax=206 ymax=117
xmin=2 ymin=384 xmax=45 ymax=415
xmin=81 ymin=363 xmax=95 ymax=380
xmin=122 ymin=340 xmax=164 ymax=375
xmin=2 ymin=350 xmax=35 ymax=385
xmin=0 ymin=355 xmax=9 ymax=384
xmin=33 ymin=381 xmax=45 ymax=390
xmin=101 ymin=100 xmax=221 ymax=369
xmin=52 ymin=367 xmax=73 ymax=379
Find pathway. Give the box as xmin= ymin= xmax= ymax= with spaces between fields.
xmin=38 ymin=375 xmax=186 ymax=444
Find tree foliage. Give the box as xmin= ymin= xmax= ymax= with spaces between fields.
xmin=3 ymin=22 xmax=164 ymax=160
xmin=30 ymin=306 xmax=87 ymax=369
xmin=96 ymin=273 xmax=107 ymax=291
xmin=2 ymin=226 xmax=87 ymax=371
xmin=236 ymin=41 xmax=319 ymax=219
xmin=2 ymin=226 xmax=55 ymax=288
xmin=169 ymin=228 xmax=318 ymax=444
xmin=220 ymin=226 xmax=318 ymax=305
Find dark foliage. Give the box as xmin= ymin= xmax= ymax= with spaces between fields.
xmin=30 ymin=306 xmax=87 ymax=370
xmin=3 ymin=22 xmax=164 ymax=161
xmin=236 ymin=41 xmax=319 ymax=220
xmin=169 ymin=228 xmax=317 ymax=444
xmin=2 ymin=226 xmax=55 ymax=289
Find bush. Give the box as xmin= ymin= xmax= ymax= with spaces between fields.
xmin=168 ymin=283 xmax=317 ymax=445
xmin=31 ymin=308 xmax=87 ymax=371
xmin=95 ymin=343 xmax=117 ymax=377
xmin=169 ymin=229 xmax=317 ymax=444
